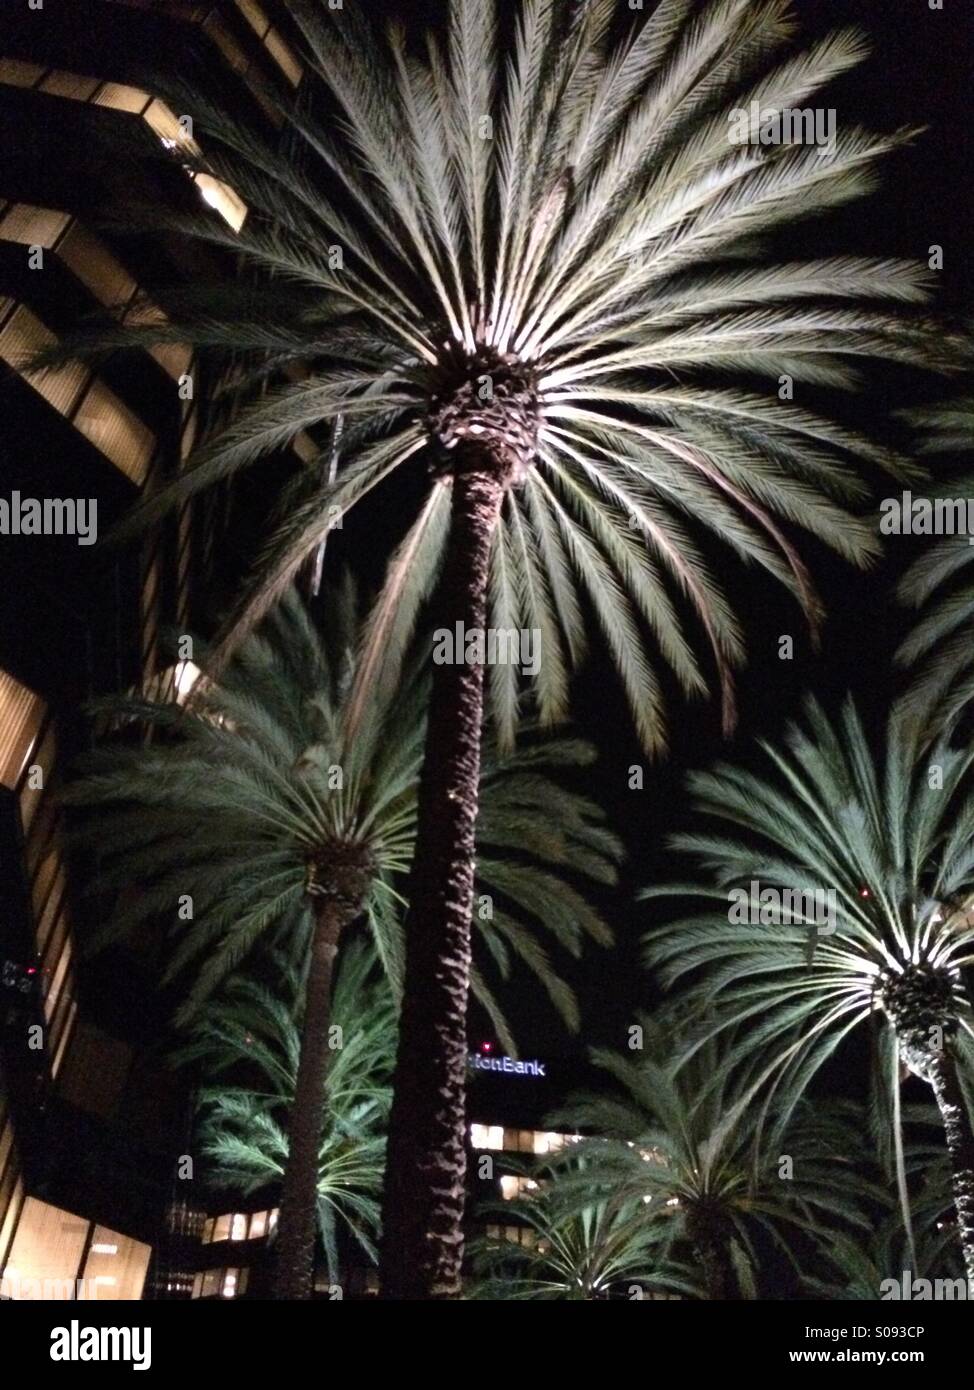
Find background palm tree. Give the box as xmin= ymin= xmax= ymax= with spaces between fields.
xmin=469 ymin=1153 xmax=690 ymax=1301
xmin=39 ymin=0 xmax=941 ymax=1293
xmin=176 ymin=941 xmax=395 ymax=1283
xmin=549 ymin=1016 xmax=876 ymax=1298
xmin=65 ymin=585 xmax=620 ymax=1297
xmin=644 ymin=697 xmax=974 ymax=1278
xmin=897 ymin=393 xmax=974 ymax=734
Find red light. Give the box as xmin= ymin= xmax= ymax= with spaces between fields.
xmin=859 ymin=888 xmax=870 ymax=899
xmin=26 ymin=968 xmax=37 ymax=976
xmin=481 ymin=1042 xmax=493 ymax=1053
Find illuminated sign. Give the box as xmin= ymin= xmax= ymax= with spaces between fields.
xmin=468 ymin=1053 xmax=546 ymax=1077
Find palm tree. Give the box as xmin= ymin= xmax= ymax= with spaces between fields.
xmin=809 ymin=1095 xmax=966 ymax=1298
xmin=65 ymin=585 xmax=620 ymax=1297
xmin=42 ymin=0 xmax=939 ymax=1294
xmin=177 ymin=941 xmax=395 ymax=1283
xmin=469 ymin=1154 xmax=690 ymax=1300
xmin=897 ymin=395 xmax=974 ymax=733
xmin=549 ymin=1017 xmax=876 ymax=1298
xmin=644 ymin=697 xmax=974 ymax=1279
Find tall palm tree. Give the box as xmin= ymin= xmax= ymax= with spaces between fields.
xmin=897 ymin=395 xmax=974 ymax=733
xmin=177 ymin=941 xmax=395 ymax=1283
xmin=65 ymin=586 xmax=620 ymax=1297
xmin=644 ymin=697 xmax=974 ymax=1279
xmin=549 ymin=1017 xmax=876 ymax=1298
xmin=42 ymin=0 xmax=938 ymax=1294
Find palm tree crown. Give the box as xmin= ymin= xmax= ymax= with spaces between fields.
xmin=46 ymin=0 xmax=936 ymax=748
xmin=550 ymin=1016 xmax=875 ymax=1298
xmin=644 ymin=697 xmax=974 ymax=1276
xmin=178 ymin=941 xmax=395 ymax=1279
xmin=66 ymin=585 xmax=621 ymax=1041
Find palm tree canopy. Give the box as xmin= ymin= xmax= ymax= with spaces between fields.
xmin=897 ymin=393 xmax=974 ymax=733
xmin=64 ymin=585 xmax=621 ymax=1042
xmin=38 ymin=0 xmax=942 ymax=751
xmin=176 ymin=940 xmax=395 ymax=1272
xmin=470 ymin=1153 xmax=690 ymax=1300
xmin=643 ymin=696 xmax=974 ymax=1102
xmin=547 ymin=1014 xmax=878 ymax=1295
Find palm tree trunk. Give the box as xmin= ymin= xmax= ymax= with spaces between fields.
xmin=928 ymin=1048 xmax=974 ymax=1283
xmin=379 ymin=467 xmax=505 ymax=1300
xmin=686 ymin=1206 xmax=734 ymax=1300
xmin=274 ymin=899 xmax=342 ymax=1300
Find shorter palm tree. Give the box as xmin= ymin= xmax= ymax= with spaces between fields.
xmin=549 ymin=1017 xmax=875 ymax=1299
xmin=65 ymin=584 xmax=621 ymax=1297
xmin=470 ymin=1154 xmax=687 ymax=1301
xmin=644 ymin=697 xmax=974 ymax=1279
xmin=177 ymin=941 xmax=394 ymax=1280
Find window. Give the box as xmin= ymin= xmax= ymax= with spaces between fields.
xmin=74 ymin=379 xmax=155 ymax=484
xmin=194 ymin=174 xmax=248 ymax=234
xmin=248 ymin=1210 xmax=268 ymax=1240
xmin=500 ymin=1175 xmax=538 ymax=1201
xmin=0 ymin=670 xmax=45 ymax=790
xmin=93 ymin=82 xmax=150 ymax=115
xmin=0 ymin=59 xmax=44 ymax=88
xmin=0 ymin=303 xmax=89 ymax=417
xmin=264 ymin=30 xmax=302 ymax=86
xmin=0 ymin=202 xmax=71 ymax=249
xmin=470 ymin=1123 xmax=504 ymax=1151
xmin=39 ymin=71 xmax=100 ymax=101
xmin=230 ymin=1213 xmax=248 ymax=1242
xmin=81 ymin=1225 xmax=151 ymax=1301
xmin=58 ymin=223 xmax=137 ymax=307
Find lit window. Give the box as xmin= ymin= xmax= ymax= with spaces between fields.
xmin=73 ymin=379 xmax=155 ymax=485
xmin=0 ymin=202 xmax=71 ymax=249
xmin=194 ymin=173 xmax=248 ymax=234
xmin=236 ymin=0 xmax=270 ymax=38
xmin=248 ymin=1211 xmax=268 ymax=1240
xmin=58 ymin=223 xmax=137 ymax=307
xmin=39 ymin=71 xmax=101 ymax=101
xmin=0 ymin=303 xmax=89 ymax=415
xmin=93 ymin=82 xmax=149 ymax=115
xmin=212 ymin=1214 xmax=232 ymax=1243
xmin=202 ymin=1218 xmax=215 ymax=1245
xmin=500 ymin=1175 xmax=538 ymax=1202
xmin=470 ymin=1123 xmax=504 ymax=1151
xmin=230 ymin=1214 xmax=248 ymax=1242
xmin=0 ymin=670 xmax=45 ymax=790
xmin=264 ymin=29 xmax=302 ymax=86
xmin=221 ymin=1269 xmax=238 ymax=1298
xmin=0 ymin=59 xmax=45 ymax=88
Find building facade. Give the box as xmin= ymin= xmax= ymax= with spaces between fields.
xmin=0 ymin=0 xmax=313 ymax=1300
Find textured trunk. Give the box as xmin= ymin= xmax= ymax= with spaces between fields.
xmin=928 ymin=1048 xmax=974 ymax=1283
xmin=687 ymin=1206 xmax=734 ymax=1300
xmin=379 ymin=468 xmax=504 ymax=1300
xmin=274 ymin=899 xmax=342 ymax=1300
